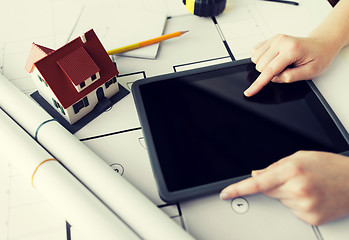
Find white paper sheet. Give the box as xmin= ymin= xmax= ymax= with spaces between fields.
xmin=0 ymin=109 xmax=139 ymax=240
xmin=1 ymin=0 xmax=82 ymax=94
xmin=0 ymin=73 xmax=194 ymax=240
xmin=216 ymin=1 xmax=316 ymax=60
xmin=0 ymin=152 xmax=10 ymax=240
xmin=0 ymin=155 xmax=67 ymax=240
xmin=69 ymin=4 xmax=167 ymax=59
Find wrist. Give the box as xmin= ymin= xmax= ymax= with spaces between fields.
xmin=308 ymin=0 xmax=349 ymax=55
xmin=308 ymin=31 xmax=344 ymax=59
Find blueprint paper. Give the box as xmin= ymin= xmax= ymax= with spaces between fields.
xmin=74 ymin=13 xmax=231 ymax=139
xmin=82 ymin=128 xmax=165 ymax=206
xmin=70 ymin=4 xmax=167 ymax=59
xmin=0 ymin=153 xmax=10 ymax=240
xmin=0 ymin=109 xmax=139 ymax=240
xmin=113 ymin=0 xmax=189 ymax=17
xmin=3 ymin=0 xmax=349 ymax=239
xmin=1 ymin=0 xmax=82 ymax=95
xmin=0 ymin=74 xmax=194 ymax=240
xmin=251 ymin=1 xmax=315 ymax=37
xmin=180 ymin=193 xmax=318 ymax=239
xmin=318 ymin=215 xmax=349 ymax=240
xmin=215 ymin=2 xmax=315 ymax=60
xmin=36 ymin=115 xmax=194 ymax=240
xmin=114 ymin=13 xmax=230 ymax=79
xmin=0 ymin=134 xmax=66 ymax=240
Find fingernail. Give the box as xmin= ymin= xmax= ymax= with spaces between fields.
xmin=251 ymin=55 xmax=256 ymax=63
xmin=251 ymin=169 xmax=263 ymax=176
xmin=244 ymin=89 xmax=251 ymax=97
xmin=220 ymin=192 xmax=229 ymax=200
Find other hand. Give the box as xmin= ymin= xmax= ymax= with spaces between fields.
xmin=220 ymin=151 xmax=349 ymax=225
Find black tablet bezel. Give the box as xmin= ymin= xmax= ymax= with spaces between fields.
xmin=132 ymin=58 xmax=349 ymax=203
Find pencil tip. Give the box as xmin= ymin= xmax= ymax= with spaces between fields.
xmin=181 ymin=30 xmax=189 ymax=35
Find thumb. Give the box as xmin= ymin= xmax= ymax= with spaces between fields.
xmin=272 ymin=64 xmax=319 ymax=83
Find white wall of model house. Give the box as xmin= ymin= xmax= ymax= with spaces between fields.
xmin=31 ymin=67 xmax=119 ymax=124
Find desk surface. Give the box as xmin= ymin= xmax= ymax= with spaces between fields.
xmin=1 ymin=0 xmax=349 ymax=239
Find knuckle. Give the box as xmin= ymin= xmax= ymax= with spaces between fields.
xmin=276 ymin=35 xmax=301 ymax=58
xmin=263 ymin=65 xmax=276 ymax=77
xmin=273 ymin=34 xmax=289 ymax=43
xmin=251 ymin=179 xmax=262 ymax=193
xmin=298 ymin=179 xmax=315 ymax=197
xmin=286 ymin=40 xmax=301 ymax=52
xmin=295 ymin=150 xmax=321 ymax=161
xmin=274 ymin=34 xmax=294 ymax=49
xmin=288 ymin=177 xmax=314 ymax=201
xmin=285 ymin=160 xmax=304 ymax=178
xmin=305 ymin=199 xmax=320 ymax=212
xmin=293 ymin=150 xmax=310 ymax=159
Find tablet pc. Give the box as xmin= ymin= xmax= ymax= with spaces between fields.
xmin=132 ymin=59 xmax=349 ymax=203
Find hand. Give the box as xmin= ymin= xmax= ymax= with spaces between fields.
xmin=244 ymin=34 xmax=338 ymax=97
xmin=220 ymin=151 xmax=349 ymax=225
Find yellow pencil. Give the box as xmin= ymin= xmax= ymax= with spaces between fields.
xmin=107 ymin=30 xmax=189 ymax=55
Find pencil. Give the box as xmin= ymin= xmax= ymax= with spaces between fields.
xmin=107 ymin=30 xmax=189 ymax=55
xmin=261 ymin=0 xmax=299 ymax=5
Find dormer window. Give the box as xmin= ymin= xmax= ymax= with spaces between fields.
xmin=57 ymin=47 xmax=100 ymax=93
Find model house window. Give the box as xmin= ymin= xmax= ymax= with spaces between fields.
xmin=52 ymin=98 xmax=65 ymax=115
xmin=73 ymin=96 xmax=89 ymax=114
xmin=57 ymin=47 xmax=100 ymax=92
xmin=83 ymin=96 xmax=89 ymax=107
xmin=52 ymin=98 xmax=59 ymax=108
xmin=38 ymin=75 xmax=48 ymax=87
xmin=105 ymin=77 xmax=117 ymax=89
xmin=105 ymin=80 xmax=111 ymax=89
xmin=59 ymin=105 xmax=65 ymax=115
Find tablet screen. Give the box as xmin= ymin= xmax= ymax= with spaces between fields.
xmin=133 ymin=60 xmax=349 ymax=202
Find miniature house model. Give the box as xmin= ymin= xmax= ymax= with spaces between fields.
xmin=25 ymin=29 xmax=119 ymax=124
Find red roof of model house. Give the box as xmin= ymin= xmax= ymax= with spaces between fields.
xmin=25 ymin=44 xmax=54 ymax=73
xmin=57 ymin=46 xmax=100 ymax=86
xmin=25 ymin=29 xmax=118 ymax=109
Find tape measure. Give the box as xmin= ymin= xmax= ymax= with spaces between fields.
xmin=183 ymin=0 xmax=227 ymax=17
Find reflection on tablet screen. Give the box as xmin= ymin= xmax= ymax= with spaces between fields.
xmin=134 ymin=60 xmax=349 ymax=202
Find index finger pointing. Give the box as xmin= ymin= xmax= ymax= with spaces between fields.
xmin=220 ymin=168 xmax=287 ymax=200
xmin=244 ymin=54 xmax=292 ymax=97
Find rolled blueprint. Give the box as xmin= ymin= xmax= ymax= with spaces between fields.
xmin=0 ymin=109 xmax=139 ymax=240
xmin=0 ymin=74 xmax=194 ymax=240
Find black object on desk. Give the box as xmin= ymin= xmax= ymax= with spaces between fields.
xmin=261 ymin=0 xmax=299 ymax=6
xmin=183 ymin=0 xmax=227 ymax=17
xmin=132 ymin=59 xmax=349 ymax=203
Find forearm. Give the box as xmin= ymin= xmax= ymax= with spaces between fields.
xmin=309 ymin=0 xmax=349 ymax=55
